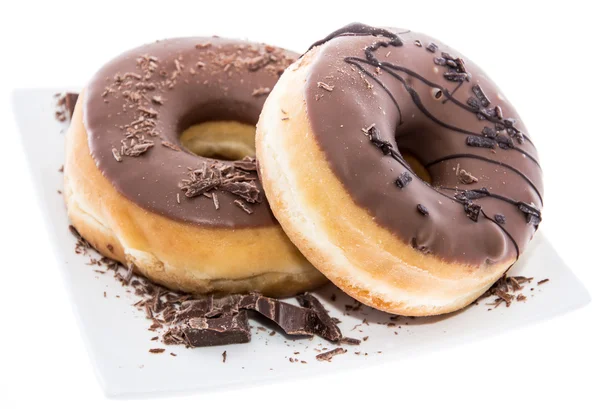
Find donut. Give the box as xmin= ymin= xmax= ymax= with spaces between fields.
xmin=256 ymin=23 xmax=543 ymax=315
xmin=64 ymin=37 xmax=327 ymax=297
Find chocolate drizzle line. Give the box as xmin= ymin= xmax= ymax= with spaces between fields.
xmin=305 ymin=23 xmax=543 ymax=262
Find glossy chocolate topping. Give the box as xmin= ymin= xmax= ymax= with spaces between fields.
xmin=85 ymin=38 xmax=297 ymax=228
xmin=304 ymin=23 xmax=543 ymax=265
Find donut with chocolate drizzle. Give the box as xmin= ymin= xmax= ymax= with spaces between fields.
xmin=64 ymin=37 xmax=327 ymax=297
xmin=256 ymin=23 xmax=543 ymax=315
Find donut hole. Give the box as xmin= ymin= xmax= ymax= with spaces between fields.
xmin=179 ymin=121 xmax=256 ymax=160
xmin=177 ymin=101 xmax=259 ymax=161
xmin=399 ymin=150 xmax=432 ymax=184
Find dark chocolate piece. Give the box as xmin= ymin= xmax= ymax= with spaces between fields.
xmin=297 ymin=293 xmax=343 ymax=342
xmin=242 ymin=294 xmax=320 ymax=337
xmin=417 ymin=204 xmax=429 ymax=216
xmin=182 ymin=311 xmax=251 ymax=347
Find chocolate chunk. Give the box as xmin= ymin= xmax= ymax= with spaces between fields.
xmin=243 ymin=294 xmax=319 ymax=338
xmin=297 ymin=293 xmax=343 ymax=342
xmin=494 ymin=214 xmax=506 ymax=224
xmin=472 ymin=85 xmax=491 ymax=107
xmin=466 ymin=135 xmax=496 ymax=149
xmin=395 ymin=171 xmax=413 ymax=189
xmin=417 ymin=204 xmax=429 ymax=216
xmin=182 ymin=311 xmax=251 ymax=347
xmin=433 ymin=57 xmax=447 ymax=66
xmin=464 ymin=202 xmax=481 ymax=222
xmin=426 ymin=42 xmax=438 ymax=53
xmin=414 ymin=40 xmax=422 ymax=47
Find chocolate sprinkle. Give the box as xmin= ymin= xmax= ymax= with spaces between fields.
xmin=395 ymin=172 xmax=413 ymax=188
xmin=466 ymin=135 xmax=496 ymax=149
xmin=417 ymin=204 xmax=429 ymax=216
xmin=472 ymin=85 xmax=491 ymax=107
xmin=425 ymin=42 xmax=438 ymax=53
xmin=494 ymin=214 xmax=506 ymax=224
xmin=464 ymin=202 xmax=481 ymax=222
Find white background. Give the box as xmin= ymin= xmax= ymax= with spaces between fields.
xmin=1 ymin=0 xmax=598 ymax=407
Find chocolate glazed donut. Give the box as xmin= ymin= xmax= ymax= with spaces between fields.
xmin=64 ymin=37 xmax=326 ymax=297
xmin=256 ymin=23 xmax=543 ymax=315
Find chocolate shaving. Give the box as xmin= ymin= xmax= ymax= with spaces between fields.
xmin=233 ymin=156 xmax=257 ymax=172
xmin=179 ymin=161 xmax=261 ymax=211
xmin=316 ymin=347 xmax=347 ymax=362
xmin=161 ymin=140 xmax=181 ymax=151
xmin=339 ymin=337 xmax=361 ymax=346
xmin=149 ymin=348 xmax=165 ymax=354
xmin=317 ymin=81 xmax=335 ymax=92
xmin=537 ymin=278 xmax=549 ymax=285
xmin=458 ymin=169 xmax=478 ymax=184
xmin=479 ymin=275 xmax=533 ymax=308
xmin=111 ymin=148 xmax=122 ymax=162
xmin=234 ymin=200 xmax=253 ymax=214
xmin=252 ymin=87 xmax=271 ymax=97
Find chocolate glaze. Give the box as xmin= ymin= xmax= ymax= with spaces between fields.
xmin=304 ymin=23 xmax=543 ymax=265
xmin=85 ymin=38 xmax=297 ymax=228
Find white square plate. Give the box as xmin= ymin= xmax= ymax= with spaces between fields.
xmin=12 ymin=88 xmax=591 ymax=399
